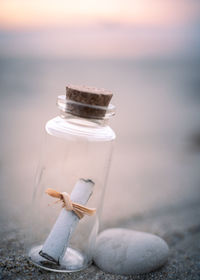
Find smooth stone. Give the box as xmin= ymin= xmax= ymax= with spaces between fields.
xmin=94 ymin=228 xmax=169 ymax=275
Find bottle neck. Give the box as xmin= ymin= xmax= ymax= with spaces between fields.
xmin=57 ymin=95 xmax=115 ymax=125
xmin=57 ymin=95 xmax=115 ymax=127
xmin=59 ymin=111 xmax=109 ymax=127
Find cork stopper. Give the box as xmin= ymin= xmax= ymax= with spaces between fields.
xmin=65 ymin=85 xmax=113 ymax=119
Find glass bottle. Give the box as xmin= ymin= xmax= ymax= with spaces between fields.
xmin=27 ymin=85 xmax=116 ymax=272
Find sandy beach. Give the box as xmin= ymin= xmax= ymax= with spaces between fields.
xmin=0 ymin=194 xmax=200 ymax=279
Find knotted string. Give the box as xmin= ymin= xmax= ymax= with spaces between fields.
xmin=46 ymin=188 xmax=96 ymax=219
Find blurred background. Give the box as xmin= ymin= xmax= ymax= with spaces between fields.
xmin=0 ymin=0 xmax=200 ymax=232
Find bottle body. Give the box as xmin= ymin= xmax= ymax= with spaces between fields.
xmin=27 ymin=113 xmax=115 ymax=272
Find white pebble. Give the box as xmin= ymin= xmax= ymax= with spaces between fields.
xmin=94 ymin=228 xmax=169 ymax=275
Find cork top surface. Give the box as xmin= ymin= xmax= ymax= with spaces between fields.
xmin=66 ymin=85 xmax=113 ymax=107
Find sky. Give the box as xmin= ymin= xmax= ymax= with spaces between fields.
xmin=0 ymin=0 xmax=200 ymax=58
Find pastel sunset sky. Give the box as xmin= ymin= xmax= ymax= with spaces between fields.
xmin=0 ymin=0 xmax=200 ymax=58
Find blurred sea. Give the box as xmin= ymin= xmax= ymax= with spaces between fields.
xmin=0 ymin=56 xmax=200 ymax=231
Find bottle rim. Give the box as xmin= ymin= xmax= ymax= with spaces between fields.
xmin=57 ymin=95 xmax=115 ymax=120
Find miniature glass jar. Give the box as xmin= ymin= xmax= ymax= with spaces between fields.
xmin=27 ymin=86 xmax=116 ymax=272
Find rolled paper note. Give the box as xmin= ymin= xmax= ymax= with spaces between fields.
xmin=39 ymin=179 xmax=95 ymax=264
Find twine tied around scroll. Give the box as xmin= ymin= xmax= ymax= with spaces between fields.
xmin=46 ymin=188 xmax=96 ymax=219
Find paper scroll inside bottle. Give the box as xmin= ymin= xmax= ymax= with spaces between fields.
xmin=39 ymin=179 xmax=95 ymax=264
